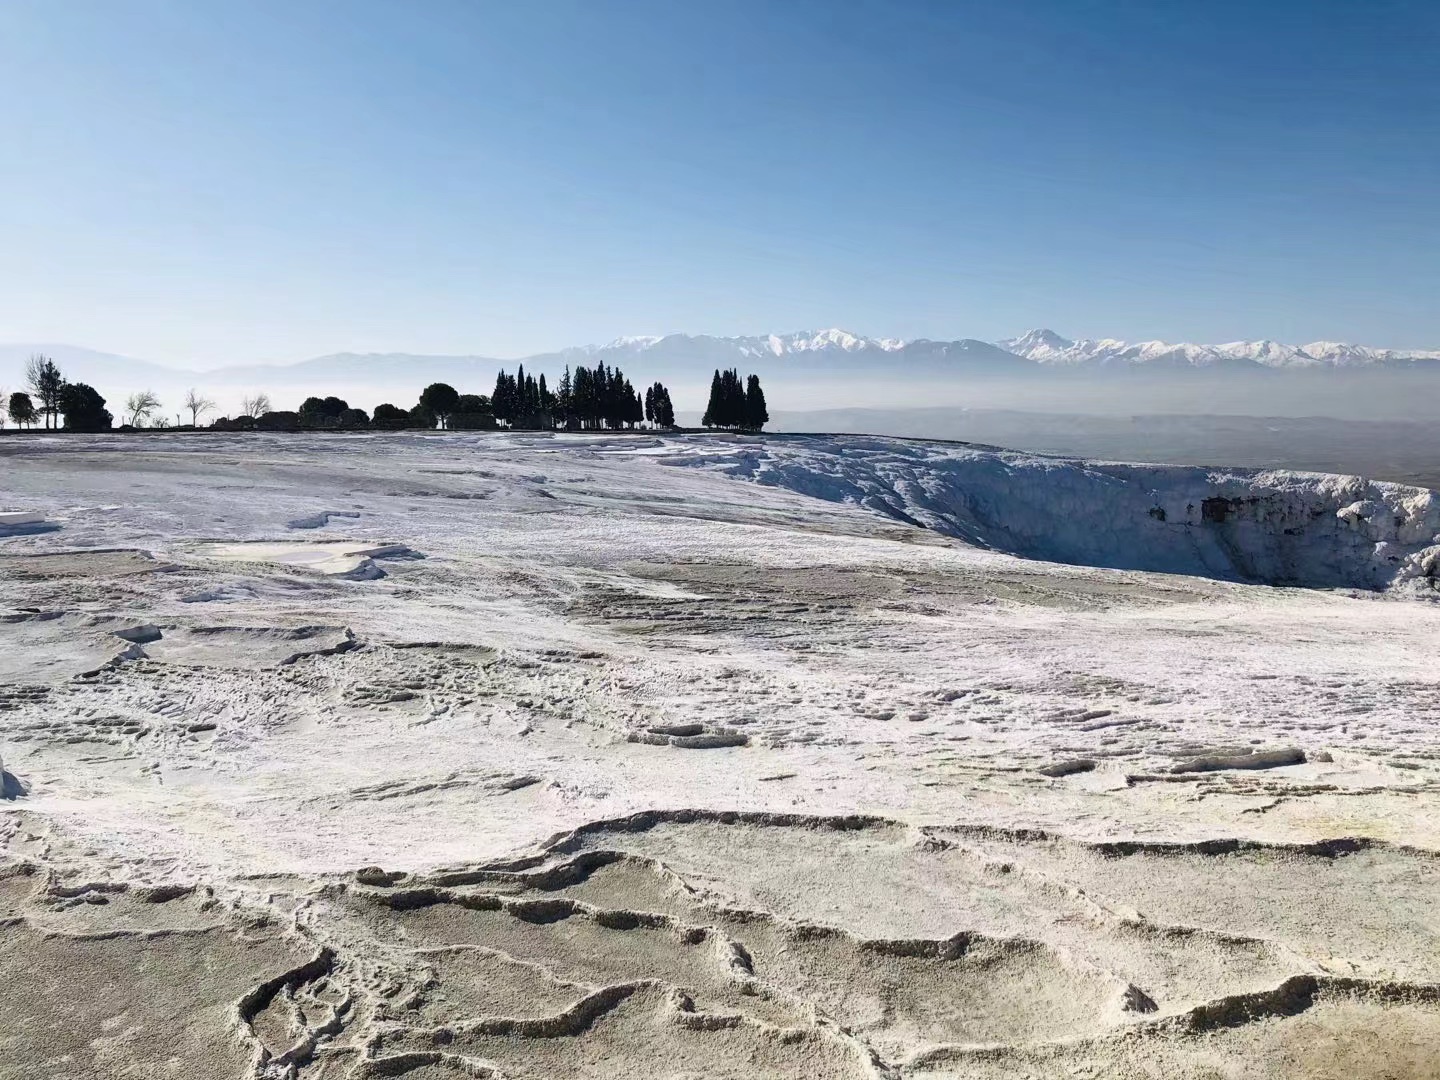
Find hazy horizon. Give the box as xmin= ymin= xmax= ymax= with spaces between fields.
xmin=7 ymin=337 xmax=1440 ymax=428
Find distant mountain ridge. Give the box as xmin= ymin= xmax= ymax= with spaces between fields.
xmin=994 ymin=329 xmax=1440 ymax=369
xmin=557 ymin=328 xmax=1440 ymax=371
xmin=5 ymin=329 xmax=1440 ymax=396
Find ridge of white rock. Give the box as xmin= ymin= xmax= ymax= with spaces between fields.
xmin=667 ymin=435 xmax=1440 ymax=594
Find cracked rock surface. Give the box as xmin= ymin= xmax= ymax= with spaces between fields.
xmin=2 ymin=431 xmax=1439 ymax=1078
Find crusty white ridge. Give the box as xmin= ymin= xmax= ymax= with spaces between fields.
xmin=667 ymin=434 xmax=1440 ymax=594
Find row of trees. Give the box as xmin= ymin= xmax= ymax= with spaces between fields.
xmin=702 ymin=368 xmax=768 ymax=430
xmin=122 ymin=387 xmax=219 ymax=428
xmin=1 ymin=356 xmax=112 ymax=431
xmin=1 ymin=356 xmax=236 ymax=432
xmin=227 ymin=366 xmax=684 ymax=434
xmin=2 ymin=355 xmax=769 ymax=434
xmin=556 ymin=363 xmax=641 ymax=430
xmin=361 ymin=364 xmax=685 ymax=433
xmin=645 ymin=382 xmax=676 ymax=427
xmin=492 ymin=365 xmax=549 ymax=428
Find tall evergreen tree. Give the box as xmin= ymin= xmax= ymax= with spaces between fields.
xmin=702 ymin=369 xmax=723 ymax=428
xmin=525 ymin=372 xmax=540 ymax=424
xmin=26 ymin=355 xmax=64 ymax=430
xmin=492 ymin=369 xmax=519 ymax=424
xmin=557 ymin=366 xmax=573 ymax=428
xmin=653 ymin=384 xmax=675 ymax=427
xmin=744 ymin=374 xmax=768 ymax=430
xmin=572 ymin=366 xmax=589 ymax=428
xmin=705 ymin=368 xmax=746 ymax=428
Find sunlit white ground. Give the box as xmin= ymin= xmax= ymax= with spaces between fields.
xmin=6 ymin=431 xmax=1440 ymax=1078
xmin=2 ymin=431 xmax=1436 ymax=880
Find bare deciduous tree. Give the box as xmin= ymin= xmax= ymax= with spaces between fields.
xmin=240 ymin=392 xmax=271 ymax=418
xmin=183 ymin=388 xmax=216 ymax=427
xmin=125 ymin=390 xmax=162 ymax=427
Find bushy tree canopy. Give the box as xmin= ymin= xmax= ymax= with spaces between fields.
xmin=8 ymin=392 xmax=36 ymax=427
xmin=298 ymin=396 xmax=350 ymax=427
xmin=256 ymin=411 xmax=300 ymax=431
xmin=372 ymin=402 xmax=410 ymax=429
xmin=59 ymin=383 xmax=113 ymax=432
xmin=418 ymin=383 xmax=460 ymax=427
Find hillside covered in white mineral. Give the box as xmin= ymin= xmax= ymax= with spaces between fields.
xmin=2 ymin=431 xmax=1438 ymax=1079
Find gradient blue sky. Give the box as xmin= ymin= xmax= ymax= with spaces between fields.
xmin=2 ymin=0 xmax=1437 ymax=366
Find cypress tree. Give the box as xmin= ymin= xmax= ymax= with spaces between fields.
xmin=558 ymin=366 xmax=573 ymax=428
xmin=493 ymin=369 xmax=518 ymax=424
xmin=702 ymin=369 xmax=722 ymax=428
xmin=576 ymin=365 xmax=589 ymax=429
xmin=744 ymin=374 xmax=768 ymax=430
xmin=710 ymin=368 xmax=743 ymax=428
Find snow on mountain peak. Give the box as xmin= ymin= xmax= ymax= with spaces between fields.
xmin=1215 ymin=340 xmax=1313 ymax=366
xmin=765 ymin=329 xmax=906 ymax=355
xmin=1004 ymin=328 xmax=1073 ymax=353
xmin=602 ymin=334 xmax=664 ymax=351
xmin=537 ymin=329 xmax=1440 ymax=370
xmin=1300 ymin=341 xmax=1387 ymax=366
xmin=990 ymin=331 xmax=1440 ymax=369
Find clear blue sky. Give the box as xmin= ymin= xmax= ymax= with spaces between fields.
xmin=2 ymin=0 xmax=1437 ymax=365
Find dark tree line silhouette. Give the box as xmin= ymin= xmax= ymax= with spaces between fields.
xmin=297 ymin=396 xmax=369 ymax=429
xmin=0 ymin=355 xmax=112 ymax=431
xmin=702 ymin=368 xmax=767 ymax=430
xmin=4 ymin=355 xmax=768 ymax=436
xmin=556 ymin=363 xmax=645 ymax=430
xmin=644 ymin=382 xmax=675 ymax=427
xmin=292 ymin=363 xmax=670 ymax=434
xmin=492 ymin=364 xmax=550 ymax=428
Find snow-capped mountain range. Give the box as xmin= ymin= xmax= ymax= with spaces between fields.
xmin=994 ymin=329 xmax=1440 ymax=369
xmin=593 ymin=329 xmax=907 ymax=356
xmin=575 ymin=328 xmax=1440 ymax=369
